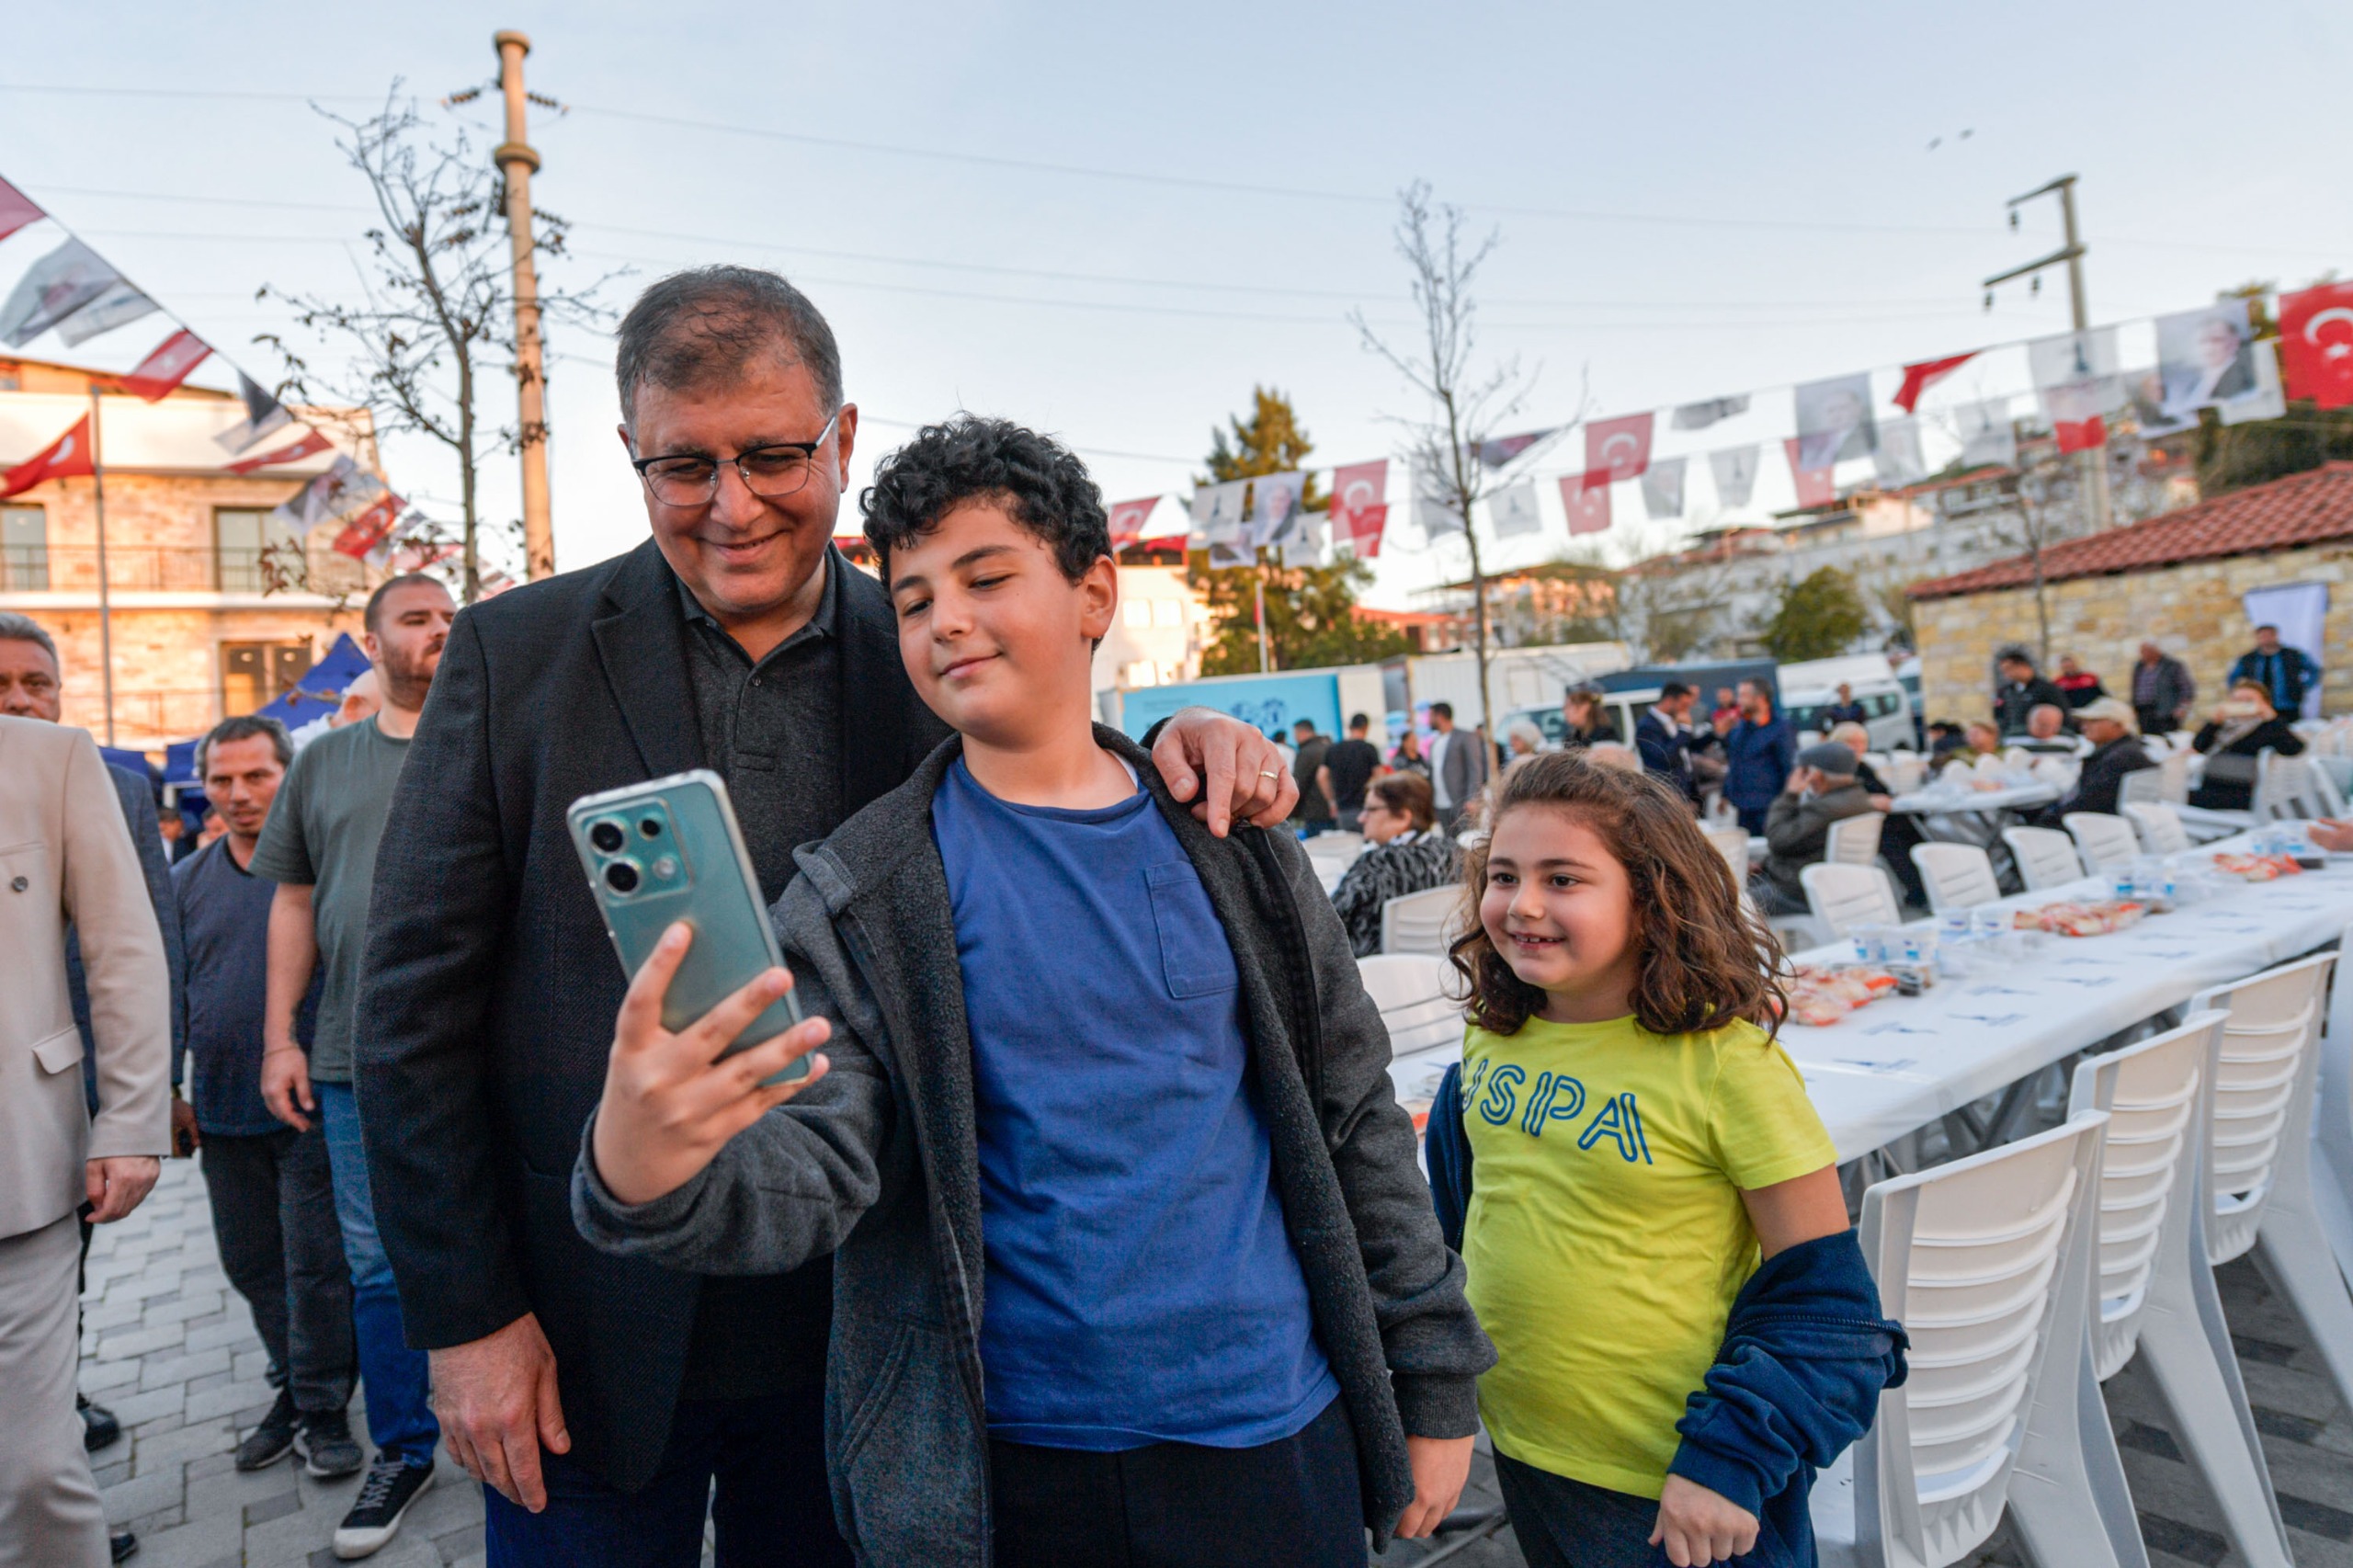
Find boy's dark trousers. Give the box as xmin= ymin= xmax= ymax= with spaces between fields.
xmin=989 ymin=1395 xmax=1365 ymax=1568
xmin=199 ymin=1127 xmax=357 ymax=1415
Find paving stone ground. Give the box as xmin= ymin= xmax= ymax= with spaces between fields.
xmin=90 ymin=1157 xmax=2353 ymax=1566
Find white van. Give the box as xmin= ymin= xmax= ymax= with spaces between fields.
xmin=1780 ymin=676 xmax=1915 ymax=754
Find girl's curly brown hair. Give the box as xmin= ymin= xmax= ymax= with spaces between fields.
xmin=1448 ymin=751 xmax=1788 ymax=1039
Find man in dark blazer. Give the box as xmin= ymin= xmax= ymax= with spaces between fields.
xmin=354 ymin=266 xmax=1300 ymax=1565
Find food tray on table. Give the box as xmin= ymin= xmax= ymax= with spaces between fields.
xmin=2013 ymin=899 xmax=2145 ymax=937
xmin=2212 ymin=852 xmax=2308 ymax=881
xmin=1784 ymin=964 xmax=1902 ymax=1028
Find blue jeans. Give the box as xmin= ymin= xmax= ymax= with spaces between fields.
xmin=484 ymin=1382 xmax=849 ymax=1568
xmin=317 ymin=1082 xmax=440 ymax=1467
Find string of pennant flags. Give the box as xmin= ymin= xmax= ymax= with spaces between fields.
xmin=0 ymin=171 xmax=453 ymax=577
xmin=1107 ymin=278 xmax=2353 ymax=565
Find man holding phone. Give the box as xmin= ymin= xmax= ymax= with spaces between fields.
xmin=354 ymin=267 xmax=1302 ymax=1565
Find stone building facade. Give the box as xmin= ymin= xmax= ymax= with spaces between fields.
xmin=1908 ymin=463 xmax=2353 ymax=723
xmin=0 ymin=360 xmax=380 ymax=751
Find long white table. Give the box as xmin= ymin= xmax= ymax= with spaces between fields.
xmin=1381 ymin=835 xmax=2353 ymax=1166
xmin=1887 ymin=781 xmax=2061 ymax=815
xmin=1784 ymin=845 xmax=2353 ymax=1160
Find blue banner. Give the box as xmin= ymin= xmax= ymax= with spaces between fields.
xmin=1117 ymin=672 xmax=1342 ymax=744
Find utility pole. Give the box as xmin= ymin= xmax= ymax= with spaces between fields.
xmin=1984 ymin=174 xmax=2112 ymax=533
xmin=88 ymin=385 xmax=116 ymax=745
xmin=494 ymin=29 xmax=554 ymax=579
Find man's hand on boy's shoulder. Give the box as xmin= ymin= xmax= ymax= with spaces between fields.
xmin=591 ymin=922 xmax=832 ymax=1209
xmin=1149 ymin=708 xmax=1300 ymax=835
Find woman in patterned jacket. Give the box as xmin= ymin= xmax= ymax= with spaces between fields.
xmin=1331 ymin=771 xmax=1461 ymax=958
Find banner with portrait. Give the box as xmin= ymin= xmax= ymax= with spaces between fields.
xmin=1792 ymin=373 xmax=1876 ymax=470
xmin=2155 ymin=299 xmax=2265 ymax=422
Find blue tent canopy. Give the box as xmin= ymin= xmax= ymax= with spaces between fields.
xmin=253 ymin=633 xmax=371 ymax=732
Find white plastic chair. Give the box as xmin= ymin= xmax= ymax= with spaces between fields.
xmin=2315 ymin=922 xmax=2353 ymax=1299
xmin=1355 ymin=953 xmax=1461 ymax=1060
xmin=2119 ymin=767 xmax=2164 ymax=809
xmin=2255 ymin=751 xmax=2338 ymax=821
xmin=1825 ymin=812 xmax=1886 ymax=868
xmin=1302 ymin=830 xmax=1363 ymax=859
xmin=1379 ymin=885 xmax=1461 ymax=958
xmin=2069 ymin=1011 xmax=2293 ymax=1568
xmin=1799 ymin=862 xmax=1899 ymax=940
xmin=2188 ymin=953 xmax=2353 ymax=1416
xmin=2121 ymin=801 xmax=2191 ymax=856
xmin=1886 ymin=753 xmax=1928 ymax=793
xmin=2158 ymin=748 xmax=2192 ymax=804
xmin=1814 ymin=1115 xmax=2126 ymax=1568
xmin=2000 ymin=826 xmax=2083 ymax=892
xmin=2061 ymin=812 xmax=2140 ymax=874
xmin=1702 ymin=824 xmax=1751 ymax=887
xmin=1909 ymin=844 xmax=1999 ymax=915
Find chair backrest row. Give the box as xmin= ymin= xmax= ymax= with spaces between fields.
xmin=1826 ymin=812 xmax=1886 ymax=868
xmin=1800 ymin=861 xmax=1900 ymax=938
xmin=1380 ymin=884 xmax=1462 ymax=957
xmin=2063 ymin=812 xmax=2140 ymax=874
xmin=1355 ymin=952 xmax=1462 ymax=1058
xmin=2123 ymin=801 xmax=2192 ymax=856
xmin=2188 ymin=951 xmax=2336 ymax=1267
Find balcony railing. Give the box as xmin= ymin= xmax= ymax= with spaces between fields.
xmin=0 ymin=545 xmax=365 ymax=596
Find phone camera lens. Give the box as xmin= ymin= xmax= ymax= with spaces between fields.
xmin=639 ymin=816 xmax=664 ymax=838
xmin=603 ymin=860 xmax=641 ymax=894
xmin=589 ymin=821 xmax=625 ymax=854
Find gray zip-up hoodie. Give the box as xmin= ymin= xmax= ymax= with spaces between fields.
xmin=573 ymin=728 xmax=1494 ymax=1564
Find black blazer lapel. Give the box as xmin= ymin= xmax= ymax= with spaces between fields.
xmin=833 ymin=551 xmax=949 ymax=816
xmin=589 ymin=539 xmax=704 ymax=779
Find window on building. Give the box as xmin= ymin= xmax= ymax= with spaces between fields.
xmin=1 ymin=506 xmax=46 ymax=589
xmin=1122 ymin=598 xmax=1153 ymax=628
xmin=1153 ymin=598 xmax=1183 ymax=627
xmin=220 ymin=642 xmax=313 ymax=717
xmin=215 ymin=507 xmax=302 ymax=592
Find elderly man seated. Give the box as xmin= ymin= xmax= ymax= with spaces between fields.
xmin=1748 ymin=741 xmax=1884 ymax=916
xmin=2035 ymin=698 xmax=2155 ymax=822
xmin=1826 ymin=722 xmax=1928 ymax=907
xmin=2016 ymin=702 xmax=2087 ymax=756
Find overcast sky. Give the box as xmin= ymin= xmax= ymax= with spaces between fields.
xmin=3 ymin=0 xmax=2346 ymax=605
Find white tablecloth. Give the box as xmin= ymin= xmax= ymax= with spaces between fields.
xmin=1887 ymin=782 xmax=2061 ymax=816
xmin=1784 ymin=845 xmax=2353 ymax=1160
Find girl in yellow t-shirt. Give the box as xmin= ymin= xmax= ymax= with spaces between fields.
xmin=1449 ymin=752 xmax=1857 ymax=1568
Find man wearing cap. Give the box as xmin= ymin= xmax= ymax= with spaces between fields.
xmin=2037 ymin=698 xmax=2155 ymax=823
xmin=1748 ymin=741 xmax=1884 ymax=916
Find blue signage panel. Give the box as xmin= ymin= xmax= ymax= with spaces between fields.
xmin=1117 ymin=672 xmax=1344 ymax=744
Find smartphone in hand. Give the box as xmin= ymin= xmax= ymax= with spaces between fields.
xmin=568 ymin=770 xmax=807 ymax=1084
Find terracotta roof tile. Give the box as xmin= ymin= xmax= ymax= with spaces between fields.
xmin=1907 ymin=462 xmax=2353 ymax=600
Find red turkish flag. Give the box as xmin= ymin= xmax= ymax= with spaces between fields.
xmin=1782 ymin=438 xmax=1836 ymax=508
xmin=2052 ymin=412 xmax=2107 ymax=453
xmin=1343 ymin=502 xmax=1389 ymax=558
xmin=1106 ymin=496 xmax=1160 ymax=546
xmin=1330 ymin=460 xmax=1389 ymax=532
xmin=121 ymin=329 xmax=212 ymax=402
xmin=1893 ymin=351 xmax=1977 ymax=414
xmin=1559 ymin=474 xmax=1612 ymax=534
xmin=330 ymin=493 xmax=404 ymax=560
xmin=2280 ymin=281 xmax=2353 ymax=411
xmin=1585 ymin=414 xmax=1653 ymax=485
xmin=0 ymin=176 xmax=42 ymax=245
xmin=226 ymin=429 xmax=332 ymax=475
xmin=1 ymin=414 xmax=95 ymax=498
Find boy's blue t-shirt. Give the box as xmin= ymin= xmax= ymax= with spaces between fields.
xmin=929 ymin=754 xmax=1337 ymax=1450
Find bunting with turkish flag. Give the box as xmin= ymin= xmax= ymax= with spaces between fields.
xmin=1584 ymin=414 xmax=1653 ymax=486
xmin=2280 ymin=281 xmax=2353 ymax=410
xmin=0 ymin=176 xmax=41 ymax=245
xmin=1783 ymin=438 xmax=1836 ymax=509
xmin=122 ymin=328 xmax=212 ymax=402
xmin=1330 ymin=459 xmax=1389 ymax=552
xmin=1106 ymin=495 xmax=1160 ymax=547
xmin=1893 ymin=351 xmax=1977 ymax=414
xmin=1558 ymin=474 xmax=1610 ymax=535
xmin=2042 ymin=379 xmax=2114 ymax=453
xmin=1 ymin=415 xmax=95 ymax=499
xmin=227 ymin=429 xmax=332 ymax=475
xmin=330 ymin=493 xmax=404 ymax=561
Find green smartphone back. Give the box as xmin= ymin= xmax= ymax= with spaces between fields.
xmin=566 ymin=769 xmax=808 ymax=1081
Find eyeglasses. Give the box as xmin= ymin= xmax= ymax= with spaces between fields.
xmin=631 ymin=409 xmax=843 ymax=506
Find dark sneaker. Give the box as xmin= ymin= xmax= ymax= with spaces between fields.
xmin=295 ymin=1408 xmax=364 ymax=1480
xmin=234 ymin=1389 xmax=300 ymax=1471
xmin=79 ymin=1393 xmax=122 ymax=1454
xmin=332 ymin=1458 xmax=433 ymax=1560
xmin=109 ymin=1528 xmax=139 ymax=1562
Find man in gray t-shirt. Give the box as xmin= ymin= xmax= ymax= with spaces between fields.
xmin=250 ymin=572 xmax=454 ymax=1557
xmin=248 ymin=715 xmax=408 ymax=1080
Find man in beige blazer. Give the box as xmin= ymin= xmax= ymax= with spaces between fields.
xmin=0 ymin=714 xmax=170 ymax=1567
